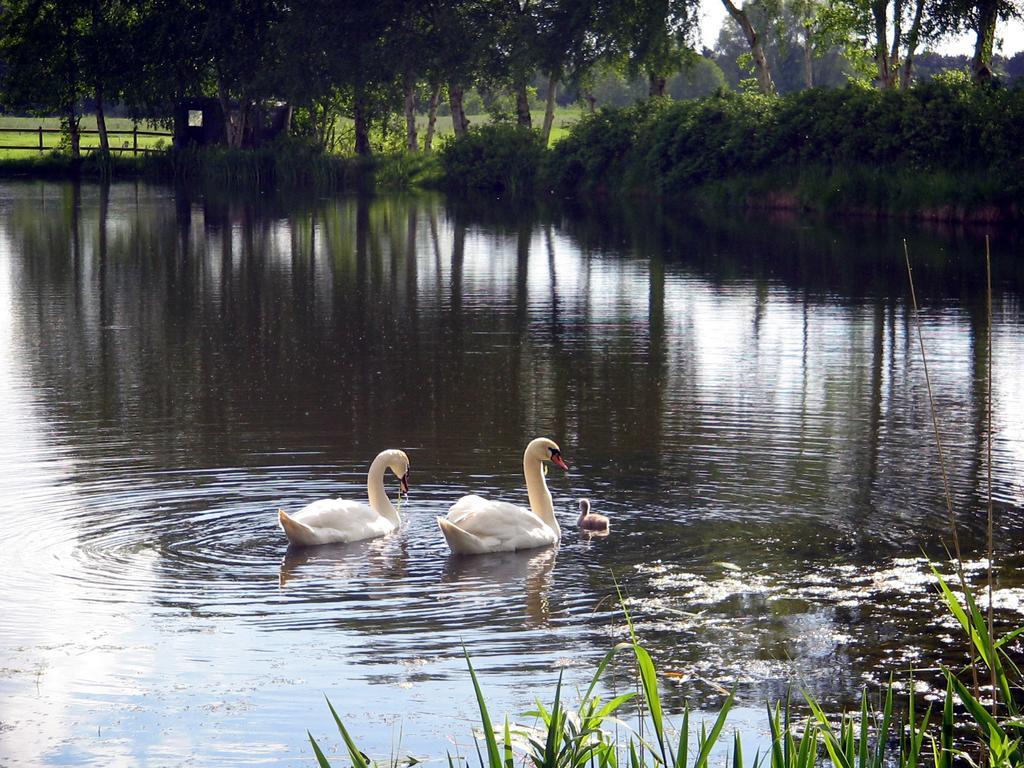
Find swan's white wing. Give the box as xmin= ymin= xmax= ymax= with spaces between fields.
xmin=288 ymin=498 xmax=394 ymax=543
xmin=442 ymin=497 xmax=557 ymax=552
xmin=446 ymin=494 xmax=494 ymax=524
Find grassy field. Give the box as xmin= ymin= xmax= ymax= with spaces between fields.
xmin=0 ymin=106 xmax=582 ymax=159
xmin=408 ymin=106 xmax=582 ymax=146
xmin=0 ymin=116 xmax=171 ymax=157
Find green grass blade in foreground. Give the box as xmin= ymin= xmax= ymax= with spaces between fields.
xmin=857 ymin=693 xmax=869 ymax=768
xmin=960 ymin=578 xmax=1016 ymax=715
xmin=326 ymin=696 xmax=372 ymax=768
xmin=584 ymin=642 xmax=634 ymax=703
xmin=674 ymin=704 xmax=689 ymax=768
xmin=940 ymin=677 xmax=954 ymax=768
xmin=871 ymin=679 xmax=893 ymax=768
xmin=767 ymin=702 xmax=784 ymax=768
xmin=804 ymin=692 xmax=852 ymax=768
xmin=693 ymin=688 xmax=735 ymax=768
xmin=309 ymin=730 xmax=334 ymax=768
xmin=464 ymin=647 xmax=503 ymax=768
xmin=596 ymin=693 xmax=637 ymax=721
xmin=946 ymin=669 xmax=1022 ymax=762
xmin=930 ymin=565 xmax=1016 ymax=713
xmin=994 ymin=626 xmax=1024 ymax=651
xmin=542 ymin=672 xmax=564 ymax=768
xmin=504 ymin=717 xmax=513 ymax=768
xmin=632 ymin=643 xmax=668 ymax=763
xmin=795 ymin=719 xmax=818 ymax=768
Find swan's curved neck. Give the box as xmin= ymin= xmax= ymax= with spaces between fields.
xmin=367 ymin=453 xmax=400 ymax=526
xmin=524 ymin=454 xmax=560 ymax=537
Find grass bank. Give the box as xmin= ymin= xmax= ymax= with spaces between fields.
xmin=0 ymin=143 xmax=440 ymax=194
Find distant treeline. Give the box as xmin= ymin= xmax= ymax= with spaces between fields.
xmin=0 ymin=0 xmax=1020 ymax=160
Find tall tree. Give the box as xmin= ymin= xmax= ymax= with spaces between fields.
xmin=598 ymin=0 xmax=702 ymax=96
xmin=0 ymin=0 xmax=133 ymax=156
xmin=428 ymin=0 xmax=493 ymax=137
xmin=84 ymin=0 xmax=138 ymax=152
xmin=533 ymin=0 xmax=600 ymax=143
xmin=930 ymin=0 xmax=1021 ymax=81
xmin=204 ymin=0 xmax=287 ymax=147
xmin=720 ymin=0 xmax=778 ymax=93
xmin=130 ymin=0 xmax=211 ymax=127
xmin=816 ymin=0 xmax=937 ymax=88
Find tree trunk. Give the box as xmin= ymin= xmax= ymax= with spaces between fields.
xmin=648 ymin=72 xmax=667 ymax=97
xmin=95 ymin=84 xmax=109 ymax=153
xmin=871 ymin=0 xmax=893 ymax=88
xmin=802 ymin=25 xmax=814 ymax=88
xmin=217 ymin=75 xmax=238 ymax=147
xmin=540 ymin=75 xmax=558 ymax=146
xmin=900 ymin=0 xmax=927 ymax=88
xmin=514 ymin=78 xmax=532 ymax=128
xmin=423 ymin=82 xmax=441 ymax=151
xmin=721 ymin=0 xmax=776 ymax=95
xmin=403 ymin=71 xmax=418 ymax=152
xmin=889 ymin=0 xmax=904 ymax=78
xmin=353 ymin=85 xmax=372 ymax=156
xmin=282 ymin=104 xmax=294 ymax=135
xmin=65 ymin=102 xmax=81 ymax=158
xmin=972 ymin=0 xmax=999 ymax=82
xmin=583 ymin=91 xmax=597 ymax=113
xmin=449 ymin=81 xmax=469 ymax=137
xmin=239 ymin=102 xmax=253 ymax=148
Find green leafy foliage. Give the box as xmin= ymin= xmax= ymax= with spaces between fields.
xmin=438 ymin=123 xmax=545 ymax=195
xmin=542 ymin=100 xmax=671 ymax=194
xmin=541 ymin=80 xmax=1024 ymax=210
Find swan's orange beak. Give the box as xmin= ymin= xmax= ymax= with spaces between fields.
xmin=551 ymin=452 xmax=569 ymax=471
xmin=400 ymin=471 xmax=410 ymax=495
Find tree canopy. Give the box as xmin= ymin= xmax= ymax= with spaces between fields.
xmin=0 ymin=0 xmax=1018 ymax=155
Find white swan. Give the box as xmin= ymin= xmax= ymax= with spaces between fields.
xmin=437 ymin=438 xmax=568 ymax=555
xmin=278 ymin=449 xmax=410 ymax=547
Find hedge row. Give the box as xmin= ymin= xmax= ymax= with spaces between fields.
xmin=440 ymin=79 xmax=1024 ymax=208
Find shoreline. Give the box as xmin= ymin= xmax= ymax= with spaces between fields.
xmin=0 ymin=148 xmax=1019 ymax=226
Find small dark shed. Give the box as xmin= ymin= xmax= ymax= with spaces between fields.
xmin=173 ymin=97 xmax=291 ymax=149
xmin=173 ymin=97 xmax=225 ymax=149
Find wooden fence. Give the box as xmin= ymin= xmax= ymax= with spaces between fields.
xmin=0 ymin=125 xmax=172 ymax=154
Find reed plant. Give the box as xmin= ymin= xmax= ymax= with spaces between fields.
xmin=308 ymin=593 xmax=1023 ymax=768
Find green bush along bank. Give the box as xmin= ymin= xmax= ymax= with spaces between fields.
xmin=441 ymin=79 xmax=1024 ymax=220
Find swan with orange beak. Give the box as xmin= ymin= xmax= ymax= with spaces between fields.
xmin=437 ymin=438 xmax=568 ymax=555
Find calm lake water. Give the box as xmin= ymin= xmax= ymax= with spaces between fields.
xmin=1 ymin=180 xmax=1024 ymax=766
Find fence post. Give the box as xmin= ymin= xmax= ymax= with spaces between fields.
xmin=133 ymin=124 xmax=138 ymax=155
xmin=38 ymin=125 xmax=43 ymax=151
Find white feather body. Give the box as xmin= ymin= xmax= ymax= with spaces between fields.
xmin=436 ymin=438 xmax=564 ymax=555
xmin=283 ymin=498 xmax=397 ymax=546
xmin=278 ymin=449 xmax=409 ymax=547
xmin=439 ymin=495 xmax=559 ymax=554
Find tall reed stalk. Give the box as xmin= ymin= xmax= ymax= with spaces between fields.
xmin=985 ymin=236 xmax=996 ymax=717
xmin=903 ymin=239 xmax=981 ymax=700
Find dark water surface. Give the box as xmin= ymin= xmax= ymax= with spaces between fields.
xmin=2 ymin=181 xmax=1024 ymax=766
